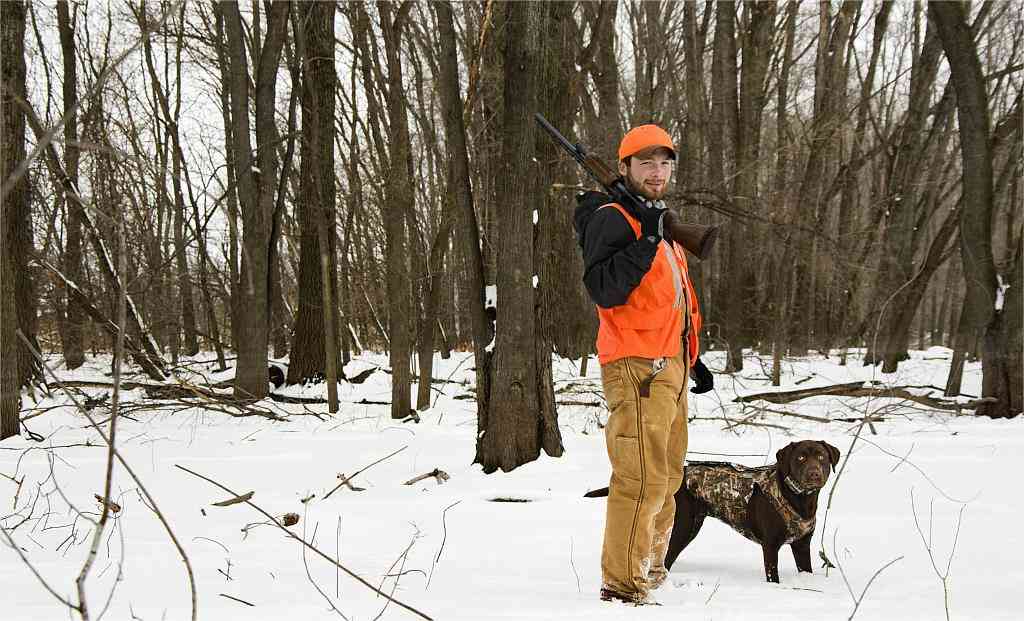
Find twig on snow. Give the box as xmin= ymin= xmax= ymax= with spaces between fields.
xmin=175 ymin=464 xmax=433 ymax=621
xmin=323 ymin=446 xmax=408 ymax=499
xmin=427 ymin=500 xmax=461 ymax=589
xmin=218 ymin=593 xmax=255 ymax=607
xmin=911 ymin=489 xmax=966 ymax=621
xmin=831 ymin=528 xmax=903 ymax=621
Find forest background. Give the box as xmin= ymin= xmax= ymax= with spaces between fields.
xmin=1 ymin=0 xmax=1021 ymax=472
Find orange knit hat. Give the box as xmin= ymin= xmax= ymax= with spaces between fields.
xmin=618 ymin=124 xmax=676 ymax=161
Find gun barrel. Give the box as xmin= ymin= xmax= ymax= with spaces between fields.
xmin=534 ymin=113 xmax=585 ymax=161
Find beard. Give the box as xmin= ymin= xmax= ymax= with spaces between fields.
xmin=624 ymin=173 xmax=669 ymax=200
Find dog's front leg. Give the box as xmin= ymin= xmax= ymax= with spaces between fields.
xmin=791 ymin=532 xmax=813 ymax=573
xmin=761 ymin=542 xmax=782 ymax=583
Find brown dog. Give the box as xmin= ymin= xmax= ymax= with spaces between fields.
xmin=586 ymin=440 xmax=840 ymax=583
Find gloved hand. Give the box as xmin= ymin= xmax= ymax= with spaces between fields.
xmin=690 ymin=357 xmax=713 ymax=394
xmin=639 ymin=199 xmax=668 ymax=242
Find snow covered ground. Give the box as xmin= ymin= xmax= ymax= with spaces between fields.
xmin=2 ymin=347 xmax=1020 ymax=620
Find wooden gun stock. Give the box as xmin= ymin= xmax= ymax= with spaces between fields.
xmin=664 ymin=211 xmax=719 ymax=260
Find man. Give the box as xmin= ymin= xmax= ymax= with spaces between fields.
xmin=573 ymin=124 xmax=713 ymax=605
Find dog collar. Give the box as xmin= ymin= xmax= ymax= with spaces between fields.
xmin=784 ymin=475 xmax=817 ymax=496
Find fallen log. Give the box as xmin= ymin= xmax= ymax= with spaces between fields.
xmin=735 ymin=382 xmax=982 ymax=411
xmin=735 ymin=381 xmax=865 ymax=404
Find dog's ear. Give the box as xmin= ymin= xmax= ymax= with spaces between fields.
xmin=775 ymin=443 xmax=796 ymax=471
xmin=820 ymin=441 xmax=841 ymax=472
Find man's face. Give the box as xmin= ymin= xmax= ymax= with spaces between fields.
xmin=618 ymin=147 xmax=674 ymax=200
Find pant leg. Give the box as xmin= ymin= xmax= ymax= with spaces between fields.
xmin=647 ymin=351 xmax=690 ymax=587
xmin=600 ymin=356 xmax=685 ymax=596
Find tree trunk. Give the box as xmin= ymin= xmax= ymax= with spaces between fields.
xmin=288 ymin=0 xmax=339 ymax=386
xmin=432 ymin=0 xmax=492 ymax=436
xmin=220 ymin=0 xmax=290 ymax=399
xmin=378 ymin=2 xmax=415 ymax=419
xmin=1 ymin=0 xmax=27 ymax=439
xmin=477 ymin=0 xmax=563 ymax=473
xmin=57 ymin=0 xmax=85 ymax=370
xmin=931 ymin=1 xmax=1019 ymax=418
xmin=724 ymin=1 xmax=774 ymax=372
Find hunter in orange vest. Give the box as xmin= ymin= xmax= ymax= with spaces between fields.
xmin=573 ymin=124 xmax=713 ymax=605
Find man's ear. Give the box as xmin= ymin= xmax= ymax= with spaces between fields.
xmin=618 ymin=160 xmax=627 ymax=177
xmin=775 ymin=442 xmax=796 ymax=473
xmin=820 ymin=441 xmax=841 ymax=472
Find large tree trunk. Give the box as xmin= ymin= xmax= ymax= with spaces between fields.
xmin=477 ymin=0 xmax=563 ymax=473
xmin=288 ymin=0 xmax=339 ymax=385
xmin=930 ymin=1 xmax=1020 ymax=418
xmin=1 ymin=0 xmax=27 ymax=439
xmin=1 ymin=0 xmax=36 ymax=390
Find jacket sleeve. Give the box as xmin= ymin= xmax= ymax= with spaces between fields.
xmin=581 ymin=207 xmax=659 ymax=309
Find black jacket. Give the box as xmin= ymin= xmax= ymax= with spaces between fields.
xmin=573 ymin=191 xmax=659 ymax=309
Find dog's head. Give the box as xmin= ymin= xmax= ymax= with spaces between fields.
xmin=776 ymin=440 xmax=841 ymax=493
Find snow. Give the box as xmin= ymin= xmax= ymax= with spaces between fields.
xmin=995 ymin=274 xmax=1007 ymax=311
xmin=3 ymin=348 xmax=1021 ymax=620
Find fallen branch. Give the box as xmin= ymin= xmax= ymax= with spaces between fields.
xmin=323 ymin=446 xmax=408 ymax=500
xmin=735 ymin=382 xmax=984 ymax=411
xmin=218 ymin=593 xmax=255 ymax=607
xmin=176 ymin=464 xmax=432 ymax=621
xmin=403 ymin=469 xmax=450 ymax=486
xmin=212 ymin=491 xmax=254 ymax=507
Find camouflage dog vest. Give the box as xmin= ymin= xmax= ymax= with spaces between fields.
xmin=683 ymin=461 xmax=816 ymax=545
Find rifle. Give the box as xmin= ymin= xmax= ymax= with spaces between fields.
xmin=534 ymin=113 xmax=719 ymax=260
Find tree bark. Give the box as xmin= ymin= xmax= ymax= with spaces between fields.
xmin=477 ymin=0 xmax=563 ymax=473
xmin=431 ymin=0 xmax=492 ymax=435
xmin=57 ymin=0 xmax=85 ymax=370
xmin=288 ymin=0 xmax=340 ymax=386
xmin=1 ymin=0 xmax=27 ymax=439
xmin=220 ymin=0 xmax=290 ymax=399
xmin=378 ymin=1 xmax=415 ymax=419
xmin=931 ymin=0 xmax=1020 ymax=418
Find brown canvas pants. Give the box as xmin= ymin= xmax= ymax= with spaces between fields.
xmin=600 ymin=351 xmax=689 ymax=597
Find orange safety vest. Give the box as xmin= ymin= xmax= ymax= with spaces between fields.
xmin=595 ymin=203 xmax=701 ymax=366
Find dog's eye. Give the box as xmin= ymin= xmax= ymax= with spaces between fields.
xmin=797 ymin=455 xmax=805 ymax=461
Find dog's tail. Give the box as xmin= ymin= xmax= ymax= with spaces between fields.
xmin=583 ymin=486 xmax=609 ymax=498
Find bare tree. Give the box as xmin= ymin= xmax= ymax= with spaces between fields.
xmin=476 ymin=0 xmax=563 ymax=473
xmin=931 ymin=0 xmax=1021 ymax=418
xmin=1 ymin=0 xmax=28 ymax=440
xmin=288 ymin=0 xmax=340 ymax=387
xmin=431 ymin=0 xmax=491 ymax=428
xmin=57 ymin=0 xmax=86 ymax=369
xmin=1 ymin=0 xmax=38 ymax=391
xmin=376 ymin=1 xmax=416 ymax=419
xmin=218 ymin=0 xmax=291 ymax=399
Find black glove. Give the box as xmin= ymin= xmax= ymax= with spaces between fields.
xmin=638 ymin=200 xmax=668 ymax=242
xmin=690 ymin=358 xmax=713 ymax=394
